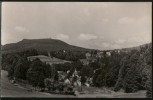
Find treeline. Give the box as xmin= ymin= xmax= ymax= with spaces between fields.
xmin=2 ymin=50 xmax=55 ymax=88
xmin=114 ymin=43 xmax=152 ymax=97
xmin=1 ymin=49 xmax=38 ymax=71
xmin=49 ymin=50 xmax=99 ymax=61
xmin=50 ymin=50 xmax=86 ymax=61
xmin=91 ymin=43 xmax=152 ymax=97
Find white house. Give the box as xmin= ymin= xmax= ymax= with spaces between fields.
xmin=106 ymin=51 xmax=111 ymax=56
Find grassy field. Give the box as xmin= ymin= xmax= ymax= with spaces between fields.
xmin=75 ymin=86 xmax=147 ymax=98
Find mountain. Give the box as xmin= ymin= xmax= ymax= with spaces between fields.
xmin=1 ymin=38 xmax=94 ymax=54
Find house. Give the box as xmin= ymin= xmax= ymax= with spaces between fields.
xmin=86 ymin=77 xmax=93 ymax=86
xmin=74 ymin=80 xmax=81 ymax=87
xmin=80 ymin=52 xmax=97 ymax=65
xmin=96 ymin=52 xmax=103 ymax=58
xmin=80 ymin=59 xmax=90 ymax=65
xmin=58 ymin=71 xmax=67 ymax=81
xmin=80 ymin=58 xmax=97 ymax=65
xmin=117 ymin=50 xmax=120 ymax=53
xmin=27 ymin=55 xmax=71 ymax=65
xmin=72 ymin=69 xmax=78 ymax=77
xmin=64 ymin=78 xmax=71 ymax=85
xmin=70 ymin=69 xmax=81 ymax=87
xmin=106 ymin=51 xmax=111 ymax=56
xmin=86 ymin=53 xmax=91 ymax=59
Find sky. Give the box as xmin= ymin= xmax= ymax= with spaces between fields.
xmin=1 ymin=2 xmax=152 ymax=50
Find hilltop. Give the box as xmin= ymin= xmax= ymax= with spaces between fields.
xmin=1 ymin=38 xmax=94 ymax=54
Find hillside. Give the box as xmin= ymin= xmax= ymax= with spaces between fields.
xmin=1 ymin=39 xmax=93 ymax=54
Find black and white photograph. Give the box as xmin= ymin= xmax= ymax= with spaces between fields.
xmin=0 ymin=2 xmax=152 ymax=98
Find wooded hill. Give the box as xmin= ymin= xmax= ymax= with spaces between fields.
xmin=1 ymin=38 xmax=95 ymax=54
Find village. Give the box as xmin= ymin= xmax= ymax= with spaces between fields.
xmin=22 ymin=50 xmax=121 ymax=95
xmin=7 ymin=50 xmax=113 ymax=95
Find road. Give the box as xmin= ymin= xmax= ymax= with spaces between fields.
xmin=1 ymin=70 xmax=75 ymax=98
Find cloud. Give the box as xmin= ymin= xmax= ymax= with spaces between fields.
xmin=118 ymin=17 xmax=134 ymax=24
xmin=102 ymin=18 xmax=109 ymax=22
xmin=15 ymin=26 xmax=29 ymax=33
xmin=110 ymin=44 xmax=121 ymax=49
xmin=55 ymin=34 xmax=69 ymax=40
xmin=99 ymin=36 xmax=104 ymax=39
xmin=95 ymin=41 xmax=125 ymax=50
xmin=124 ymin=37 xmax=151 ymax=47
xmin=115 ymin=39 xmax=126 ymax=44
xmin=78 ymin=33 xmax=98 ymax=41
xmin=127 ymin=37 xmax=144 ymax=44
xmin=99 ymin=42 xmax=122 ymax=50
xmin=102 ymin=42 xmax=110 ymax=48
